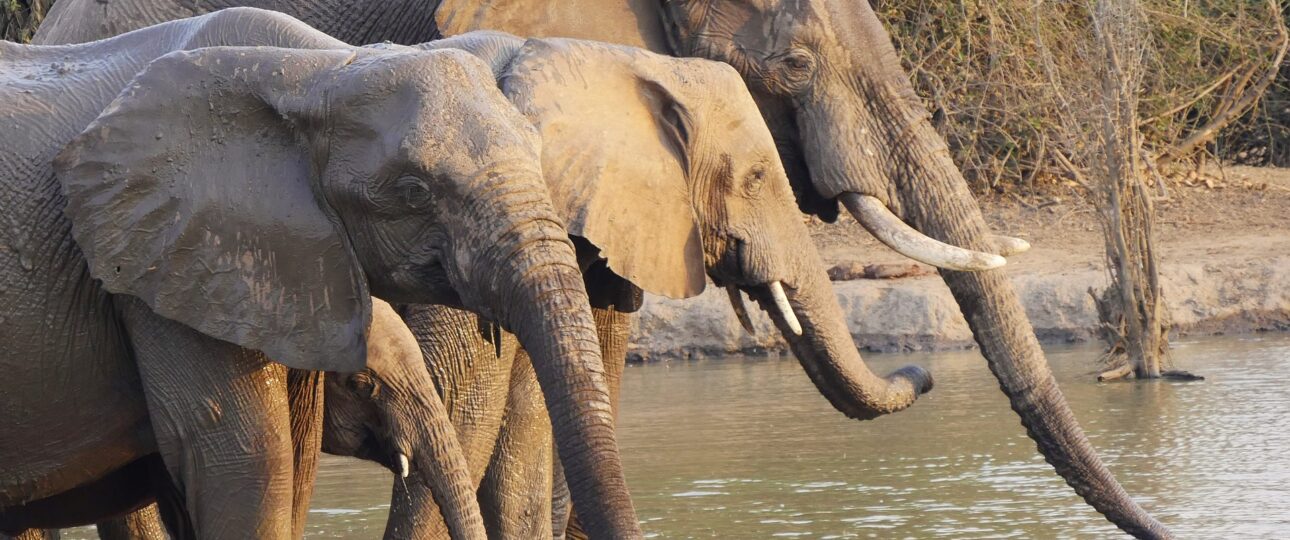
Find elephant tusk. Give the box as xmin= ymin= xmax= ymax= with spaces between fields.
xmin=992 ymin=234 xmax=1030 ymax=256
xmin=726 ymin=286 xmax=756 ymax=335
xmin=840 ymin=193 xmax=1006 ymax=272
xmin=398 ymin=453 xmax=410 ymax=479
xmin=768 ymin=281 xmax=802 ymax=336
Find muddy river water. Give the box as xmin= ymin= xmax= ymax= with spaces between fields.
xmin=67 ymin=335 xmax=1290 ymax=538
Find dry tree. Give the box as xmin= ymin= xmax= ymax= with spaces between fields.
xmin=875 ymin=0 xmax=1283 ymax=380
xmin=1035 ymin=0 xmax=1206 ymax=381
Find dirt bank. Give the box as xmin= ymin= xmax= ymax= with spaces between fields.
xmin=628 ymin=165 xmax=1290 ymax=361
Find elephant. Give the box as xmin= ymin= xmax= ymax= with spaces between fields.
xmin=386 ymin=32 xmax=934 ymax=538
xmin=1 ymin=299 xmax=485 ymax=539
xmin=0 ymin=9 xmax=640 ymax=540
xmin=33 ymin=1 xmax=1171 ymax=538
xmin=207 ymin=32 xmax=916 ymax=539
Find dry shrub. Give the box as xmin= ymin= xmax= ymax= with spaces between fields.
xmin=1218 ymin=5 xmax=1290 ymax=165
xmin=872 ymin=0 xmax=1288 ymax=193
xmin=2 ymin=0 xmax=49 ymax=43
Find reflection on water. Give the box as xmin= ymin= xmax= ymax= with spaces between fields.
xmin=63 ymin=335 xmax=1290 ymax=538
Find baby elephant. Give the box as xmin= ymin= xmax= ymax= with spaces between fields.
xmin=322 ymin=300 xmax=482 ymax=538
xmin=0 ymin=8 xmax=636 ymax=540
xmin=0 ymin=300 xmax=481 ymax=538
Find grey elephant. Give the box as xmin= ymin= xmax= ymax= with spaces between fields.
xmin=34 ymin=1 xmax=1169 ymax=538
xmin=228 ymin=32 xmax=917 ymax=539
xmin=0 ymin=9 xmax=640 ymax=540
xmin=378 ymin=32 xmax=939 ymax=538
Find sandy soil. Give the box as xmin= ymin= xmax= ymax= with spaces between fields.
xmin=811 ymin=164 xmax=1290 ymax=278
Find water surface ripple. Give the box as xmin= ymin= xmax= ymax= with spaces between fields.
xmin=66 ymin=335 xmax=1290 ymax=538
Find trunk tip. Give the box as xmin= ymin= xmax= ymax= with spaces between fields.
xmin=891 ymin=364 xmax=934 ymax=395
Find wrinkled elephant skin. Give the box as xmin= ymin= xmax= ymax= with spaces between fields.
xmin=1 ymin=9 xmax=636 ymax=540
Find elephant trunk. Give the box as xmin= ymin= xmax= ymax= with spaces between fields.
xmin=460 ymin=183 xmax=640 ymax=538
xmin=382 ymin=378 xmax=485 ymax=540
xmin=499 ymin=245 xmax=638 ymax=538
xmin=866 ymin=122 xmax=1171 ymax=539
xmin=752 ymin=241 xmax=933 ymax=420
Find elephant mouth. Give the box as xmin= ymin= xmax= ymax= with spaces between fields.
xmin=355 ymin=429 xmax=414 ymax=479
xmin=726 ymin=281 xmax=802 ymax=336
xmin=398 ymin=256 xmax=465 ymax=308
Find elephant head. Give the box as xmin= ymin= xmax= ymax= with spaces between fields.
xmin=323 ymin=298 xmax=484 ymax=539
xmin=489 ymin=37 xmax=933 ymax=419
xmin=660 ymin=1 xmax=1167 ymax=537
xmin=54 ymin=46 xmax=639 ymax=537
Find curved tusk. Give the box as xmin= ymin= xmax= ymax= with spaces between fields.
xmin=726 ymin=286 xmax=756 ymax=335
xmin=840 ymin=193 xmax=1005 ymax=272
xmin=992 ymin=234 xmax=1030 ymax=256
xmin=397 ymin=453 xmax=410 ymax=479
xmin=768 ymin=281 xmax=802 ymax=336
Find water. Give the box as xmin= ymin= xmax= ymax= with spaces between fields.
xmin=64 ymin=335 xmax=1290 ymax=538
xmin=615 ymin=335 xmax=1290 ymax=539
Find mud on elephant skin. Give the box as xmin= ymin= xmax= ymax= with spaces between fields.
xmin=1 ymin=10 xmax=637 ymax=539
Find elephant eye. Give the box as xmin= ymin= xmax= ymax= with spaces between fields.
xmin=393 ymin=175 xmax=432 ymax=209
xmin=776 ymin=48 xmax=816 ymax=91
xmin=784 ymin=51 xmax=813 ymax=71
xmin=346 ymin=372 xmax=380 ymax=398
xmin=744 ymin=165 xmax=767 ymax=197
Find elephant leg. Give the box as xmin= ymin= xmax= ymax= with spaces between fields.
xmin=561 ymin=307 xmax=634 ymax=540
xmin=119 ymin=297 xmax=295 ymax=540
xmin=287 ymin=370 xmax=326 ymax=539
xmin=96 ymin=504 xmax=165 ymax=540
xmin=1 ymin=530 xmax=57 ymax=540
xmin=592 ymin=307 xmax=632 ymax=417
xmin=146 ymin=457 xmax=194 ymax=540
xmin=478 ymin=350 xmax=553 ymax=539
xmin=550 ymin=456 xmax=571 ymax=540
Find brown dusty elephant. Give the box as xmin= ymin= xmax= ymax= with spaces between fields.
xmin=0 ymin=9 xmax=639 ymax=540
xmin=34 ymin=0 xmax=1169 ymax=538
xmin=430 ymin=5 xmax=1172 ymax=538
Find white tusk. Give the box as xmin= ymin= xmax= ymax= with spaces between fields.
xmin=768 ymin=281 xmax=802 ymax=336
xmin=397 ymin=453 xmax=410 ymax=479
xmin=840 ymin=193 xmax=1005 ymax=272
xmin=726 ymin=286 xmax=756 ymax=335
xmin=992 ymin=234 xmax=1030 ymax=256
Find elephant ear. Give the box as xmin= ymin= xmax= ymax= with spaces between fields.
xmin=54 ymin=47 xmax=373 ymax=372
xmin=501 ymin=38 xmax=706 ymax=299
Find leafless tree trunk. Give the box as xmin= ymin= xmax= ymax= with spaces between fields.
xmin=1037 ymin=0 xmax=1200 ymax=381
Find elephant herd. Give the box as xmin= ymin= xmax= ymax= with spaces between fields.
xmin=0 ymin=1 xmax=1171 ymax=539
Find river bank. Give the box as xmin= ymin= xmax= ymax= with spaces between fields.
xmin=628 ymin=165 xmax=1290 ymax=361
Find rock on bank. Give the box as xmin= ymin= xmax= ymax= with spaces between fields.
xmin=628 ymin=251 xmax=1290 ymax=361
